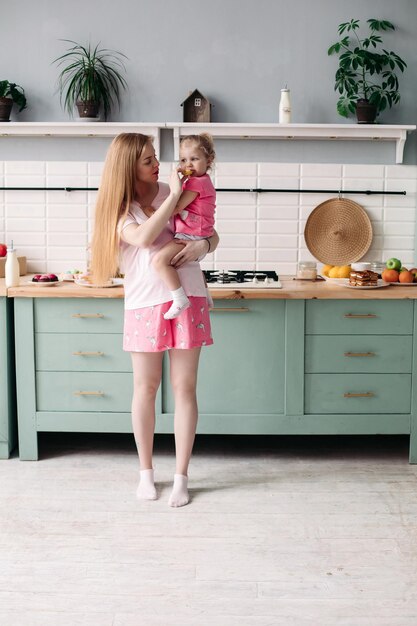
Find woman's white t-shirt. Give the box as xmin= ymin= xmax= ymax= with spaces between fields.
xmin=119 ymin=183 xmax=207 ymax=310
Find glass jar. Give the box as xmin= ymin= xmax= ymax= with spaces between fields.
xmin=370 ymin=261 xmax=386 ymax=278
xmin=297 ymin=261 xmax=317 ymax=280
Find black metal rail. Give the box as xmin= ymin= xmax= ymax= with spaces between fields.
xmin=0 ymin=186 xmax=407 ymax=195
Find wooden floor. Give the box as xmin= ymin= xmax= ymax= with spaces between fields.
xmin=1 ymin=433 xmax=417 ymax=626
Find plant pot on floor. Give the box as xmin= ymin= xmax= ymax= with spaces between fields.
xmin=76 ymin=100 xmax=100 ymax=119
xmin=356 ymin=99 xmax=377 ymax=124
xmin=0 ymin=97 xmax=14 ymax=122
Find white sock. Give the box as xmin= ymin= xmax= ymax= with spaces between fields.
xmin=168 ymin=474 xmax=189 ymax=507
xmin=136 ymin=468 xmax=157 ymax=500
xmin=163 ymin=287 xmax=190 ymax=320
xmin=206 ymin=287 xmax=214 ymax=309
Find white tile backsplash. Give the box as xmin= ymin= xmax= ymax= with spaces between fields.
xmin=1 ymin=160 xmax=415 ymax=274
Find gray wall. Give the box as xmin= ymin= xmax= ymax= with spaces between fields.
xmin=1 ymin=0 xmax=416 ymax=163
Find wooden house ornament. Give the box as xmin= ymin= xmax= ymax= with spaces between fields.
xmin=181 ymin=89 xmax=212 ymax=122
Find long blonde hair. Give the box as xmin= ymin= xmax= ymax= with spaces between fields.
xmin=90 ymin=133 xmax=151 ymax=284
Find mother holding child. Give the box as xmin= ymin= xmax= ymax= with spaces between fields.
xmin=91 ymin=132 xmax=218 ymax=507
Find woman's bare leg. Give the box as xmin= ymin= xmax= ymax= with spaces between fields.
xmin=168 ymin=347 xmax=201 ymax=506
xmin=131 ymin=351 xmax=164 ymax=499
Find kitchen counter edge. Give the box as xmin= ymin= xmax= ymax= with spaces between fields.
xmin=6 ymin=277 xmax=417 ymax=299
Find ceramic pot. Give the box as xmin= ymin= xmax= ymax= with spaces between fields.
xmin=0 ymin=97 xmax=13 ymax=122
xmin=356 ymin=99 xmax=377 ymax=124
xmin=76 ymin=100 xmax=100 ymax=119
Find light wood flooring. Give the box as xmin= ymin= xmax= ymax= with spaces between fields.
xmin=1 ymin=433 xmax=417 ymax=626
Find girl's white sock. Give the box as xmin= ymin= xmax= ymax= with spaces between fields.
xmin=136 ymin=468 xmax=157 ymax=500
xmin=168 ymin=474 xmax=189 ymax=507
xmin=164 ymin=287 xmax=190 ymax=319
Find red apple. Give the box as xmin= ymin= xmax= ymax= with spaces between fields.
xmin=32 ymin=274 xmax=42 ymax=282
xmin=47 ymin=273 xmax=58 ymax=281
xmin=409 ymin=268 xmax=417 ymax=282
xmin=0 ymin=243 xmax=7 ymax=257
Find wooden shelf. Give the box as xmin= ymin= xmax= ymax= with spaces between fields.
xmin=169 ymin=123 xmax=416 ymax=163
xmin=0 ymin=122 xmax=415 ymax=164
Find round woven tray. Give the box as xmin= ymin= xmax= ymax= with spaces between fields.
xmin=304 ymin=198 xmax=373 ymax=265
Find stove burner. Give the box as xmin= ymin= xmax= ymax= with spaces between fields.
xmin=203 ymin=270 xmax=279 ymax=284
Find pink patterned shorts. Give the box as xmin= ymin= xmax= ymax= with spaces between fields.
xmin=123 ymin=296 xmax=213 ymax=352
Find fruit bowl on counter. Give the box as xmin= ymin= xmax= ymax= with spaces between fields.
xmin=381 ymin=258 xmax=417 ymax=285
xmin=321 ymin=264 xmax=352 ymax=285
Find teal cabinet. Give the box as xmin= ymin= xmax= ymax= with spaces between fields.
xmin=0 ymin=297 xmax=17 ymax=458
xmin=162 ymin=300 xmax=287 ymax=427
xmin=12 ymin=296 xmax=417 ymax=463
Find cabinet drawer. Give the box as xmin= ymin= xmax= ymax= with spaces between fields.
xmin=305 ymin=335 xmax=412 ymax=374
xmin=305 ymin=300 xmax=413 ymax=335
xmin=34 ymin=299 xmax=123 ymax=333
xmin=35 ymin=333 xmax=131 ymax=372
xmin=36 ymin=372 xmax=132 ymax=412
xmin=305 ymin=374 xmax=411 ymax=414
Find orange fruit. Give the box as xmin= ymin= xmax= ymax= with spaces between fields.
xmin=399 ymin=270 xmax=414 ymax=283
xmin=381 ymin=269 xmax=399 ymax=283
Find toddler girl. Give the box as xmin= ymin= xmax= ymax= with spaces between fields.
xmin=152 ymin=133 xmax=216 ymax=319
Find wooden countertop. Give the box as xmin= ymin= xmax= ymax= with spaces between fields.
xmin=7 ymin=276 xmax=417 ymax=299
xmin=0 ymin=278 xmax=6 ymax=297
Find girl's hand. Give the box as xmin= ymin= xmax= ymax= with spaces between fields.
xmin=170 ymin=239 xmax=208 ymax=268
xmin=169 ymin=166 xmax=182 ymax=200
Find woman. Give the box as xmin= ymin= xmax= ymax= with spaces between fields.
xmin=91 ymin=133 xmax=219 ymax=507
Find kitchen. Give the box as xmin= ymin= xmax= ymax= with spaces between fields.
xmin=1 ymin=1 xmax=417 ymax=624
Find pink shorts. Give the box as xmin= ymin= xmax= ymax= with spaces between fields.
xmin=123 ymin=296 xmax=213 ymax=352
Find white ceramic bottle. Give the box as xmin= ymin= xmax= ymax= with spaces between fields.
xmin=279 ymin=87 xmax=291 ymax=123
xmin=5 ymin=240 xmax=20 ymax=287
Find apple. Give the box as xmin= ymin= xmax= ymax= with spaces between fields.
xmin=386 ymin=258 xmax=402 ymax=271
xmin=409 ymin=268 xmax=417 ymax=282
xmin=32 ymin=274 xmax=42 ymax=282
xmin=0 ymin=243 xmax=6 ymax=258
xmin=47 ymin=273 xmax=58 ymax=281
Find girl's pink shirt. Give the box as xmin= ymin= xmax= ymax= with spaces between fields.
xmin=174 ymin=173 xmax=216 ymax=237
xmin=119 ymin=182 xmax=206 ymax=310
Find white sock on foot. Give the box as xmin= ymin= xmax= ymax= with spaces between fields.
xmin=168 ymin=474 xmax=189 ymax=507
xmin=163 ymin=287 xmax=190 ymax=320
xmin=136 ymin=468 xmax=157 ymax=500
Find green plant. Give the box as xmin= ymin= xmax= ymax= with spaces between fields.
xmin=53 ymin=40 xmax=128 ymax=120
xmin=328 ymin=19 xmax=407 ymax=118
xmin=0 ymin=80 xmax=27 ymax=112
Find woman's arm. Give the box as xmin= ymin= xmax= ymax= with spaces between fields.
xmin=121 ymin=169 xmax=182 ymax=248
xmin=171 ymin=229 xmax=220 ymax=268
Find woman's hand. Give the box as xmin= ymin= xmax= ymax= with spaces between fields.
xmin=168 ymin=166 xmax=182 ymax=201
xmin=170 ymin=239 xmax=209 ymax=268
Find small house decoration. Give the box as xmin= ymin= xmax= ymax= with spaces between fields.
xmin=181 ymin=89 xmax=212 ymax=122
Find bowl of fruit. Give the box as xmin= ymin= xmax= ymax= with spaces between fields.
xmin=381 ymin=258 xmax=417 ymax=286
xmin=321 ymin=264 xmax=351 ymax=285
xmin=30 ymin=273 xmax=59 ymax=286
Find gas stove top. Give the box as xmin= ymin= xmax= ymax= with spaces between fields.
xmin=203 ymin=270 xmax=282 ymax=289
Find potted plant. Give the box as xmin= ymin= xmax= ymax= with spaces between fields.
xmin=53 ymin=40 xmax=128 ymax=121
xmin=328 ymin=19 xmax=407 ymax=123
xmin=0 ymin=81 xmax=27 ymax=122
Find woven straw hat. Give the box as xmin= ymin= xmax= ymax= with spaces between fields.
xmin=304 ymin=198 xmax=373 ymax=265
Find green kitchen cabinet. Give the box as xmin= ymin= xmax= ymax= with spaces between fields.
xmin=12 ymin=296 xmax=417 ymax=463
xmin=0 ymin=297 xmax=17 ymax=458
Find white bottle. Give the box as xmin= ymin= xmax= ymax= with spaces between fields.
xmin=5 ymin=240 xmax=20 ymax=287
xmin=279 ymin=87 xmax=291 ymax=124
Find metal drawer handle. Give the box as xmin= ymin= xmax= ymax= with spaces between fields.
xmin=344 ymin=314 xmax=377 ymax=319
xmin=71 ymin=313 xmax=104 ymax=318
xmin=73 ymin=391 xmax=104 ymax=396
xmin=344 ymin=352 xmax=376 ymax=357
xmin=72 ymin=351 xmax=104 ymax=357
xmin=211 ymin=307 xmax=250 ymax=312
xmin=344 ymin=392 xmax=375 ymax=398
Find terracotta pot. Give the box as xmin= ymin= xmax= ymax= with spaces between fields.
xmin=0 ymin=97 xmax=13 ymax=122
xmin=355 ymin=99 xmax=377 ymax=124
xmin=76 ymin=100 xmax=100 ymax=119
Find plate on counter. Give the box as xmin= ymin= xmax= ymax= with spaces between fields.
xmin=74 ymin=277 xmax=124 ymax=288
xmin=343 ymin=280 xmax=390 ymax=290
xmin=389 ymin=282 xmax=417 ymax=287
xmin=26 ymin=280 xmax=59 ymax=288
